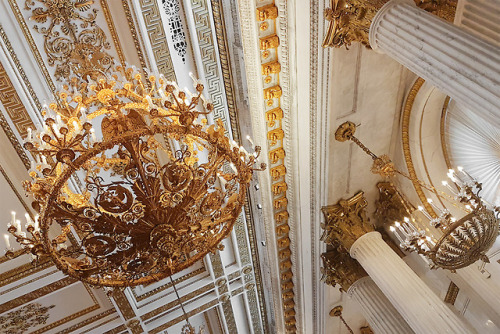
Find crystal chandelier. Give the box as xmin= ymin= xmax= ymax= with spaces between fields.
xmin=4 ymin=64 xmax=264 ymax=287
xmin=335 ymin=121 xmax=499 ymax=270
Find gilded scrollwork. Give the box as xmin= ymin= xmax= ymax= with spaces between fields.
xmin=25 ymin=0 xmax=113 ymax=80
xmin=0 ymin=303 xmax=55 ymax=334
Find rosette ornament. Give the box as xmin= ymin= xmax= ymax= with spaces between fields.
xmin=9 ymin=64 xmax=264 ymax=287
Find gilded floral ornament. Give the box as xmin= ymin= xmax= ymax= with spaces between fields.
xmin=0 ymin=303 xmax=55 ymax=334
xmin=26 ymin=0 xmax=112 ymax=80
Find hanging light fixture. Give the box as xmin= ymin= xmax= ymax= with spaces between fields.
xmin=335 ymin=121 xmax=499 ymax=270
xmin=168 ymin=276 xmax=206 ymax=334
xmin=330 ymin=306 xmax=354 ymax=334
xmin=4 ymin=63 xmax=265 ymax=287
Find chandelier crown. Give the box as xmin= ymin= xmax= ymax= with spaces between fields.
xmin=6 ymin=64 xmax=264 ymax=287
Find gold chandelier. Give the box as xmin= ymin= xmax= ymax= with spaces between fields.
xmin=335 ymin=121 xmax=499 ymax=270
xmin=5 ymin=64 xmax=264 ymax=287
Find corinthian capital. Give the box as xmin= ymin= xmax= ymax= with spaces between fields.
xmin=321 ymin=191 xmax=374 ymax=250
xmin=323 ymin=0 xmax=457 ymax=48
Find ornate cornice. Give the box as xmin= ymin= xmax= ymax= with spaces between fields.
xmin=254 ymin=2 xmax=297 ymax=332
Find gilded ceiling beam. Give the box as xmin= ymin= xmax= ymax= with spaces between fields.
xmin=322 ymin=0 xmax=457 ymax=48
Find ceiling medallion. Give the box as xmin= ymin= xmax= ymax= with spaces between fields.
xmin=336 ymin=121 xmax=499 ymax=270
xmin=4 ymin=64 xmax=265 ymax=287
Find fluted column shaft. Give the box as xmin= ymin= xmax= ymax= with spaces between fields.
xmin=348 ymin=276 xmax=414 ymax=334
xmin=369 ymin=0 xmax=500 ymax=126
xmin=351 ymin=232 xmax=471 ymax=334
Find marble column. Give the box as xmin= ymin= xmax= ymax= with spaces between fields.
xmin=369 ymin=0 xmax=500 ymax=126
xmin=454 ymin=0 xmax=500 ymax=47
xmin=322 ymin=192 xmax=472 ymax=334
xmin=347 ymin=276 xmax=415 ymax=334
xmin=321 ymin=249 xmax=414 ymax=333
xmin=351 ymin=232 xmax=472 ymax=334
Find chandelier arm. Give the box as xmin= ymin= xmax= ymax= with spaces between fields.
xmin=392 ymin=169 xmax=468 ymax=214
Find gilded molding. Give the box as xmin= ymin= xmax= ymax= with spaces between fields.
xmin=0 ymin=270 xmax=58 ymax=297
xmin=140 ymin=283 xmax=215 ymax=321
xmin=321 ymin=192 xmax=374 ymax=250
xmin=121 ymin=1 xmax=150 ymax=72
xmin=104 ymin=323 xmax=127 ymax=334
xmin=255 ymin=2 xmax=296 ymax=331
xmin=31 ymin=303 xmax=101 ymax=334
xmin=0 ymin=25 xmax=42 ymax=112
xmin=190 ymin=0 xmax=228 ymax=131
xmin=210 ymin=0 xmax=241 ymax=142
xmin=111 ymin=290 xmax=136 ymax=320
xmin=444 ymin=281 xmax=459 ymax=305
xmin=131 ymin=267 xmax=205 ymax=302
xmin=0 ymin=277 xmax=77 ymax=314
xmin=0 ymin=259 xmax=52 ymax=287
xmin=440 ymin=96 xmax=453 ymax=169
xmin=0 ymin=60 xmax=34 ymax=168
xmin=401 ymin=78 xmax=436 ymax=216
xmin=100 ymin=0 xmax=126 ymax=65
xmin=59 ymin=311 xmax=118 ymax=334
xmin=7 ymin=0 xmax=57 ymax=94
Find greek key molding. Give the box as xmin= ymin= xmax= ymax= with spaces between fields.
xmin=137 ymin=0 xmax=177 ymax=81
xmin=190 ymin=0 xmax=230 ymax=135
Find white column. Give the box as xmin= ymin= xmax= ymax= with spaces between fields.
xmin=348 ymin=276 xmax=415 ymax=334
xmin=350 ymin=232 xmax=472 ymax=334
xmin=369 ymin=0 xmax=500 ymax=126
xmin=454 ymin=0 xmax=500 ymax=47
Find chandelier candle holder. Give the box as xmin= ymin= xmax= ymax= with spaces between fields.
xmin=335 ymin=121 xmax=499 ymax=270
xmin=5 ymin=64 xmax=265 ymax=287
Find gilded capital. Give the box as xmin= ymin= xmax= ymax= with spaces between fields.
xmin=321 ymin=248 xmax=367 ymax=292
xmin=323 ymin=0 xmax=457 ymax=48
xmin=321 ymin=191 xmax=374 ymax=250
xmin=322 ymin=0 xmax=389 ymax=48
